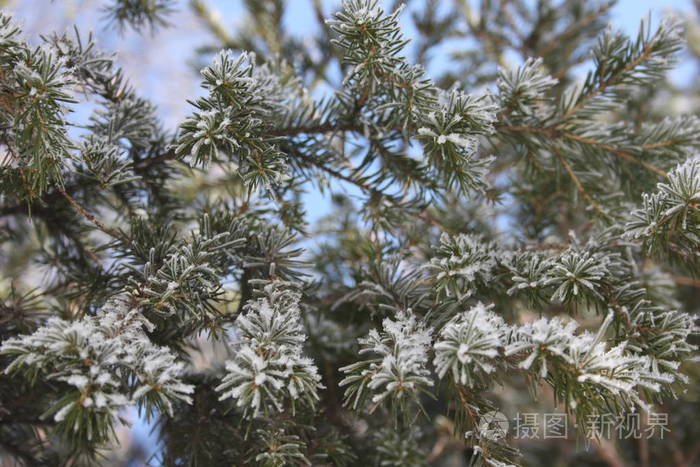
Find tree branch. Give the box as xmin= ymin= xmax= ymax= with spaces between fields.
xmin=59 ymin=189 xmax=134 ymax=250
xmin=555 ymin=147 xmax=608 ymax=217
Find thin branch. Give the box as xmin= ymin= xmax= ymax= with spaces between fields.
xmin=499 ymin=124 xmax=668 ymax=177
xmin=268 ymin=122 xmax=360 ymax=137
xmin=555 ymin=147 xmax=608 ymax=217
xmin=456 ymin=0 xmax=508 ymax=68
xmin=287 ymin=146 xmax=378 ymax=196
xmin=671 ymin=276 xmax=700 ymax=288
xmin=536 ymin=3 xmax=613 ymax=58
xmin=59 ymin=189 xmax=134 ymax=250
xmin=560 ymin=131 xmax=668 ymax=177
xmin=591 ymin=436 xmax=629 ymax=467
xmin=557 ymin=44 xmax=653 ymax=122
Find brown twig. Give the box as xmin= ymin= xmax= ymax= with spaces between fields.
xmin=499 ymin=124 xmax=668 ymax=177
xmin=59 ymin=189 xmax=134 ymax=250
xmin=555 ymin=148 xmax=608 ymax=217
xmin=557 ymin=44 xmax=653 ymax=123
xmin=671 ymin=276 xmax=700 ymax=288
xmin=590 ymin=437 xmax=629 ymax=467
xmin=559 ymin=132 xmax=668 ymax=177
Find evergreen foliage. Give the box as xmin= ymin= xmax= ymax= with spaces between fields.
xmin=0 ymin=0 xmax=699 ymax=465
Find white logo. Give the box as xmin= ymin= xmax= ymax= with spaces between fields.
xmin=477 ymin=411 xmax=509 ymax=440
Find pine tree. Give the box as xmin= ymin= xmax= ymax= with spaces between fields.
xmin=1 ymin=0 xmax=699 ymax=466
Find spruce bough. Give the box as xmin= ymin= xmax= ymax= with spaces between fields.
xmin=0 ymin=1 xmax=698 ymax=465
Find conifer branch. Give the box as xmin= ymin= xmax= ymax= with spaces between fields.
xmin=0 ymin=2 xmax=698 ymax=465
xmin=58 ymin=189 xmax=134 ymax=249
xmin=556 ymin=148 xmax=608 ymax=216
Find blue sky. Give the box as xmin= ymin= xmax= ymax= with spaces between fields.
xmin=6 ymin=0 xmax=695 ymax=130
xmin=216 ymin=0 xmax=691 ymax=36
